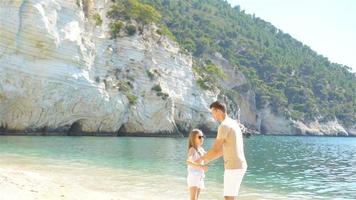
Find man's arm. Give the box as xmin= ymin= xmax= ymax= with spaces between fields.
xmin=186 ymin=148 xmax=206 ymax=170
xmin=201 ymin=138 xmax=224 ymax=164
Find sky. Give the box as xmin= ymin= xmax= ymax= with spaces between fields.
xmin=226 ymin=0 xmax=356 ymax=72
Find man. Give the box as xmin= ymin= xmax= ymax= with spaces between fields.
xmin=199 ymin=101 xmax=247 ymax=200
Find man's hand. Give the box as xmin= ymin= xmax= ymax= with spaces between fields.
xmin=195 ymin=157 xmax=203 ymax=164
xmin=201 ymin=165 xmax=208 ymax=172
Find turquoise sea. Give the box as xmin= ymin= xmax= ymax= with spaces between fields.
xmin=0 ymin=135 xmax=355 ymax=199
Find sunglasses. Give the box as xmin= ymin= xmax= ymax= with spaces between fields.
xmin=197 ymin=135 xmax=205 ymax=139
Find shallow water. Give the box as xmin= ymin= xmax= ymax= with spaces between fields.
xmin=0 ymin=135 xmax=355 ymax=199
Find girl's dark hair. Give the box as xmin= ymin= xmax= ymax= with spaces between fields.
xmin=188 ymin=129 xmax=202 ymax=151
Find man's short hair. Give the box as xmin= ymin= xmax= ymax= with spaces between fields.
xmin=210 ymin=101 xmax=226 ymax=113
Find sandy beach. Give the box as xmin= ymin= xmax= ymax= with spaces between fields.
xmin=0 ymin=154 xmax=191 ymax=200
xmin=0 ymin=155 xmax=127 ymax=200
xmin=0 ymin=154 xmax=279 ymax=200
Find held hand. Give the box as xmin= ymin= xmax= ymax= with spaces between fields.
xmin=201 ymin=165 xmax=208 ymax=172
xmin=195 ymin=157 xmax=203 ymax=164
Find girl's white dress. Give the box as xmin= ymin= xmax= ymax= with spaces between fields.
xmin=187 ymin=147 xmax=206 ymax=189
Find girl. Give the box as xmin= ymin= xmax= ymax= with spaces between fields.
xmin=186 ymin=129 xmax=208 ymax=200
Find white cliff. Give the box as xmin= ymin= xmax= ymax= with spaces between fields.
xmin=0 ymin=0 xmax=353 ymax=136
xmin=0 ymin=0 xmax=216 ymax=136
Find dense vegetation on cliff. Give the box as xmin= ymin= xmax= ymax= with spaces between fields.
xmin=109 ymin=0 xmax=355 ymax=126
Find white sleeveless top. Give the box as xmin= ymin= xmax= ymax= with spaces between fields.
xmin=187 ymin=147 xmax=206 ymax=176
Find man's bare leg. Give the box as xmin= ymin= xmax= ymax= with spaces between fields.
xmin=225 ymin=196 xmax=236 ymax=200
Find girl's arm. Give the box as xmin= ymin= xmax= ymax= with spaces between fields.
xmin=186 ymin=148 xmax=207 ymax=170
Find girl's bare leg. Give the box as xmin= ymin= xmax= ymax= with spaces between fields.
xmin=196 ymin=188 xmax=201 ymax=199
xmin=189 ymin=187 xmax=199 ymax=200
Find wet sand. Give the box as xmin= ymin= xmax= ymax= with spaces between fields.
xmin=0 ymin=155 xmax=286 ymax=200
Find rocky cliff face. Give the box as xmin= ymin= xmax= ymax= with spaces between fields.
xmin=0 ymin=0 xmax=217 ymax=136
xmin=0 ymin=0 xmax=353 ymax=136
xmin=208 ymin=52 xmax=352 ymax=136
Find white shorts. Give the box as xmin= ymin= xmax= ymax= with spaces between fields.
xmin=224 ymin=168 xmax=246 ymax=197
xmin=187 ymin=174 xmax=205 ymax=189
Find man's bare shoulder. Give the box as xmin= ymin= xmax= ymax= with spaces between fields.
xmin=218 ymin=123 xmax=230 ymax=131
